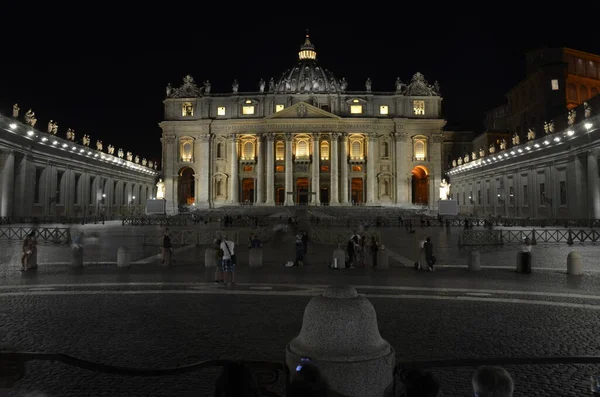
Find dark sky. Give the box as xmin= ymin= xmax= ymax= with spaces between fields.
xmin=2 ymin=6 xmax=599 ymax=164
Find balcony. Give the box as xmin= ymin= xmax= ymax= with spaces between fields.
xmin=293 ymin=154 xmax=311 ymax=164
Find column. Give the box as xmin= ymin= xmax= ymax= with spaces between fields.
xmin=311 ymin=134 xmax=320 ymax=205
xmin=229 ymin=134 xmax=239 ymax=204
xmin=164 ymin=134 xmax=178 ymax=215
xmin=366 ymin=135 xmax=376 ymax=204
xmin=329 ymin=132 xmax=340 ymax=205
xmin=256 ymin=134 xmax=264 ymax=204
xmin=265 ymin=134 xmax=275 ymax=205
xmin=588 ymin=151 xmax=600 ymax=218
xmin=394 ymin=132 xmax=409 ymax=204
xmin=340 ymin=132 xmax=349 ymax=205
xmin=197 ymin=133 xmax=211 ymax=207
xmin=0 ymin=150 xmax=15 ymax=218
xmin=284 ymin=132 xmax=294 ymax=205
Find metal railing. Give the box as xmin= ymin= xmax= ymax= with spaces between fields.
xmin=459 ymin=228 xmax=600 ymax=245
xmin=0 ymin=227 xmax=71 ymax=245
xmin=141 ymin=230 xmax=240 ymax=247
xmin=2 ymin=350 xmax=600 ymax=396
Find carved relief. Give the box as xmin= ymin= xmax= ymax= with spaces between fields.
xmin=167 ymin=75 xmax=201 ymax=98
xmin=199 ymin=133 xmax=212 ymax=142
xmin=284 ymin=132 xmax=293 ymax=141
xmin=567 ymin=109 xmax=576 ymax=126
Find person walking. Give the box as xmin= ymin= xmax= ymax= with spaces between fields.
xmin=219 ymin=235 xmax=236 ymax=286
xmin=161 ymin=228 xmax=174 ymax=264
xmin=424 ymin=237 xmax=435 ymax=271
xmin=20 ymin=231 xmax=36 ymax=271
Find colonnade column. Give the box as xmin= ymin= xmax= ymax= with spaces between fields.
xmin=284 ymin=132 xmax=294 ymax=206
xmin=0 ymin=150 xmax=15 ymax=218
xmin=256 ymin=134 xmax=264 ymax=204
xmin=197 ymin=133 xmax=211 ymax=207
xmin=311 ymin=133 xmax=320 ymax=206
xmin=265 ymin=134 xmax=275 ymax=205
xmin=588 ymin=151 xmax=600 ymax=218
xmin=394 ymin=132 xmax=409 ymax=204
xmin=229 ymin=134 xmax=239 ymax=204
xmin=340 ymin=132 xmax=349 ymax=205
xmin=329 ymin=132 xmax=340 ymax=205
xmin=366 ymin=135 xmax=376 ymax=204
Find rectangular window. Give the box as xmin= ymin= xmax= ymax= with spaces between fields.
xmin=217 ymin=106 xmax=226 ymax=116
xmin=320 ymin=165 xmax=329 ymax=172
xmin=242 ymin=106 xmax=255 ymax=115
xmin=352 ymin=165 xmax=362 ymax=172
xmin=379 ymin=105 xmax=389 ymax=115
xmin=509 ymin=186 xmax=514 ymax=205
xmin=551 ymin=79 xmax=559 ymax=90
xmin=275 ymin=165 xmax=284 ymax=172
xmin=523 ymin=185 xmax=528 ymax=204
xmin=34 ymin=168 xmax=43 ymax=204
xmin=539 ymin=183 xmax=545 ymax=204
xmin=350 ymin=105 xmax=363 ymax=114
xmin=275 ymin=104 xmax=284 ymax=112
xmin=560 ymin=181 xmax=567 ymax=205
xmin=182 ymin=103 xmax=194 ymax=117
xmin=413 ymin=100 xmax=425 ymax=115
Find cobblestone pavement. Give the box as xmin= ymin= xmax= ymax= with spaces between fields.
xmin=1 ymin=282 xmax=600 ymax=396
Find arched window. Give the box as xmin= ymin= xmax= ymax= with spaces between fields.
xmin=180 ymin=138 xmax=193 ymax=162
xmin=579 ymin=85 xmax=589 ymax=102
xmin=276 ymin=141 xmax=285 ymax=160
xmin=414 ymin=140 xmax=425 ymax=160
xmin=216 ymin=143 xmax=224 ymax=159
xmin=350 ymin=140 xmax=362 ymax=159
xmin=320 ymin=141 xmax=330 ymax=160
xmin=296 ymin=140 xmax=308 ymax=157
xmin=381 ymin=142 xmax=389 ymax=158
xmin=243 ymin=141 xmax=254 ymax=159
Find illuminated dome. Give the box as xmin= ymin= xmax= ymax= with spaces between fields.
xmin=274 ymin=32 xmax=341 ymax=93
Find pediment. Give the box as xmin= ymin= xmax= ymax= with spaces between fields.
xmin=266 ymin=101 xmax=341 ymax=120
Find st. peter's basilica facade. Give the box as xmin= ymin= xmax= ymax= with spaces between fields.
xmin=160 ymin=34 xmax=446 ymax=213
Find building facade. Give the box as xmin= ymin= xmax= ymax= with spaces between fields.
xmin=0 ymin=108 xmax=158 ymax=221
xmin=160 ymin=34 xmax=446 ymax=213
xmin=507 ymin=47 xmax=600 ymax=138
xmin=447 ymin=95 xmax=600 ymax=219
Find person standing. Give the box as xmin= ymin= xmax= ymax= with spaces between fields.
xmin=370 ymin=235 xmax=378 ymax=269
xmin=220 ymin=235 xmax=236 ymax=286
xmin=20 ymin=231 xmax=36 ymax=271
xmin=295 ymin=232 xmax=305 ymax=266
xmin=161 ymin=228 xmax=173 ymax=264
xmin=424 ymin=237 xmax=435 ymax=271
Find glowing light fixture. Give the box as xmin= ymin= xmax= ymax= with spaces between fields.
xmin=585 ymin=123 xmax=593 ymax=130
xmin=544 ymin=140 xmax=550 ymax=145
xmin=27 ymin=130 xmax=34 ymax=136
xmin=554 ymin=137 xmax=560 ymax=142
xmin=518 ymin=149 xmax=523 ymax=153
xmin=9 ymin=123 xmax=17 ymax=130
xmin=525 ymin=146 xmax=531 ymax=151
xmin=567 ymin=130 xmax=574 ymax=136
xmin=62 ymin=143 xmax=68 ymax=148
xmin=510 ymin=151 xmax=515 ymax=155
xmin=52 ymin=140 xmax=58 ymax=145
xmin=41 ymin=137 xmax=48 ymax=142
xmin=534 ymin=144 xmax=540 ymax=148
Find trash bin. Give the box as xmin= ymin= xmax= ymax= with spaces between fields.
xmin=517 ymin=251 xmax=531 ymax=274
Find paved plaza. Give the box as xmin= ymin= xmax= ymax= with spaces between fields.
xmin=1 ymin=219 xmax=600 ymax=396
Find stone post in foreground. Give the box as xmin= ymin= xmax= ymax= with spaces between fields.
xmin=286 ymin=285 xmax=395 ymax=397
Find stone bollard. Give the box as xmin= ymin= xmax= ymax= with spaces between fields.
xmin=567 ymin=251 xmax=582 ymax=275
xmin=205 ymin=247 xmax=218 ymax=268
xmin=332 ymin=247 xmax=345 ymax=269
xmin=468 ymin=250 xmax=481 ymax=271
xmin=376 ymin=247 xmax=389 ymax=269
xmin=286 ymin=285 xmax=395 ymax=397
xmin=249 ymin=247 xmax=263 ymax=268
xmin=117 ymin=246 xmax=130 ymax=268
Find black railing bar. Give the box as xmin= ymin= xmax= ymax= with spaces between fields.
xmin=396 ymin=356 xmax=600 ymax=369
xmin=1 ymin=351 xmax=284 ymax=377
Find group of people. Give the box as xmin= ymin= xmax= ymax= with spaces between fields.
xmin=344 ymin=231 xmax=379 ymax=268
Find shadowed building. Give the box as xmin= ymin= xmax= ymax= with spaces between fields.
xmin=160 ymin=33 xmax=446 ymax=213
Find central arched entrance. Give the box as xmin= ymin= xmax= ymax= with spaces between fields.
xmin=296 ymin=177 xmax=309 ymax=205
xmin=411 ymin=165 xmax=429 ymax=205
xmin=351 ymin=178 xmax=364 ymax=204
xmin=242 ymin=178 xmax=254 ymax=203
xmin=178 ymin=167 xmax=195 ymax=206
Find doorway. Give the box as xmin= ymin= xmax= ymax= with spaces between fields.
xmin=242 ymin=178 xmax=255 ymax=203
xmin=411 ymin=165 xmax=429 ymax=204
xmin=320 ymin=187 xmax=329 ymax=205
xmin=178 ymin=167 xmax=195 ymax=205
xmin=276 ymin=187 xmax=285 ymax=205
xmin=296 ymin=177 xmax=309 ymax=205
xmin=351 ymin=178 xmax=363 ymax=204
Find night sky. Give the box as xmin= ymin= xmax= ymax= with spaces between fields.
xmin=2 ymin=7 xmax=598 ymax=165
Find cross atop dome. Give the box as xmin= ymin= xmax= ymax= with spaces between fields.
xmin=298 ymin=29 xmax=316 ymax=60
